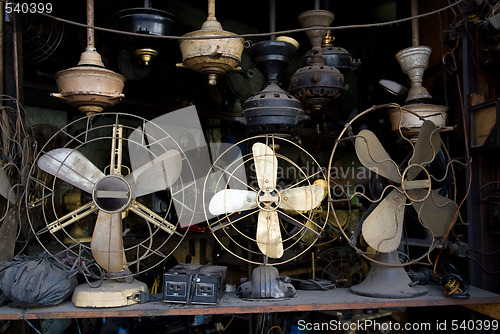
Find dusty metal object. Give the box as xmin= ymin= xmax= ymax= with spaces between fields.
xmin=163 ymin=263 xmax=227 ymax=305
xmin=388 ymin=103 xmax=448 ymax=141
xmin=391 ymin=46 xmax=448 ymax=139
xmin=52 ymin=66 xmax=125 ymax=114
xmin=354 ymin=121 xmax=458 ymax=254
xmin=289 ymin=64 xmax=344 ymax=112
xmin=51 ymin=0 xmax=125 ymax=114
xmin=289 ymin=10 xmax=344 ymax=112
xmin=135 ymin=48 xmax=158 ymax=65
xmin=114 ymin=7 xmax=177 ymax=37
xmin=311 ymin=30 xmax=360 ymax=74
xmin=209 ymin=142 xmax=324 ymax=259
xmin=395 ymin=46 xmax=432 ymax=103
xmin=178 ymin=0 xmax=243 ymax=85
xmin=350 ymin=252 xmax=427 ymax=298
xmin=239 ymin=39 xmax=307 ymax=134
xmin=237 ymin=265 xmax=296 ymax=300
xmin=114 ymin=6 xmax=177 ymax=65
xmin=37 ymin=132 xmax=183 ymax=273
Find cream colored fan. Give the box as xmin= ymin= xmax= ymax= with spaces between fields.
xmin=37 ymin=146 xmax=181 ymax=272
xmin=205 ymin=135 xmax=328 ymax=299
xmin=210 ymin=142 xmax=324 ymax=259
xmin=27 ymin=112 xmax=194 ymax=307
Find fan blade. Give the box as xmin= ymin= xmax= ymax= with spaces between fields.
xmin=38 ymin=148 xmax=104 ymax=194
xmin=252 ymin=143 xmax=277 ymax=189
xmin=279 ymin=184 xmax=325 ymax=212
xmin=407 ymin=120 xmax=441 ymax=180
xmin=355 ymin=130 xmax=400 ymax=183
xmin=0 ymin=207 xmax=19 ymax=261
xmin=362 ymin=189 xmax=406 ymax=253
xmin=91 ymin=211 xmax=124 ymax=273
xmin=409 ymin=189 xmax=458 ymax=237
xmin=125 ymin=150 xmax=182 ymax=198
xmin=0 ymin=165 xmax=15 ymax=203
xmin=209 ymin=189 xmax=257 ymax=215
xmin=256 ymin=210 xmax=283 ymax=258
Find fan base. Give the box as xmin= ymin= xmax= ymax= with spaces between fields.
xmin=236 ymin=265 xmax=296 ymax=300
xmin=71 ymin=279 xmax=148 ymax=308
xmin=350 ymin=252 xmax=427 ymax=299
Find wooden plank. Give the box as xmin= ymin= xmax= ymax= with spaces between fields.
xmin=465 ymin=303 xmax=500 ymax=320
xmin=0 ymin=285 xmax=499 ymax=320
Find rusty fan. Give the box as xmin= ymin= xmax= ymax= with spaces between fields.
xmin=328 ymin=105 xmax=460 ymax=298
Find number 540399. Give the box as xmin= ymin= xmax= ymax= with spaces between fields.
xmin=4 ymin=2 xmax=53 ymax=14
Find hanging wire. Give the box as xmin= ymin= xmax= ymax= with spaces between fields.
xmin=22 ymin=312 xmax=43 ymax=334
xmin=25 ymin=0 xmax=465 ymax=41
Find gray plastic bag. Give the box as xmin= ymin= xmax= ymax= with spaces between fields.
xmin=0 ymin=254 xmax=78 ymax=308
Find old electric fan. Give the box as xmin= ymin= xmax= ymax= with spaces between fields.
xmin=204 ymin=134 xmax=328 ymax=299
xmin=26 ymin=112 xmax=194 ymax=307
xmin=328 ymin=106 xmax=459 ymax=298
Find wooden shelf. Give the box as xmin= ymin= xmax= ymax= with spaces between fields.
xmin=1 ymin=285 xmax=499 ymax=320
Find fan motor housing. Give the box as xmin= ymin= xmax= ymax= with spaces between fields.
xmin=239 ymin=83 xmax=308 ymax=134
xmin=92 ymin=175 xmax=132 ymax=213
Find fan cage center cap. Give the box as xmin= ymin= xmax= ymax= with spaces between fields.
xmin=92 ymin=175 xmax=132 ymax=213
xmin=401 ymin=164 xmax=431 ymax=202
xmin=257 ymin=188 xmax=281 ymax=211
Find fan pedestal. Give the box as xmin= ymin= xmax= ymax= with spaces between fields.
xmin=350 ymin=252 xmax=426 ymax=298
xmin=236 ymin=265 xmax=295 ymax=300
xmin=71 ymin=280 xmax=148 ymax=308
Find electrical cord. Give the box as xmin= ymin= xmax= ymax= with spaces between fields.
xmin=433 ymin=24 xmax=473 ymax=280
xmin=291 ymin=278 xmax=335 ymax=290
xmin=0 ymin=0 xmax=463 ymax=41
xmin=440 ymin=262 xmax=470 ymax=299
xmin=22 ymin=312 xmax=42 ymax=334
xmin=464 ymin=252 xmax=500 ymax=275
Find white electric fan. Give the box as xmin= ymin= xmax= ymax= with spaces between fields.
xmin=26 ymin=112 xmax=194 ymax=307
xmin=204 ymin=134 xmax=328 ymax=299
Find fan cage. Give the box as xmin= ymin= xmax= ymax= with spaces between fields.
xmin=327 ymin=103 xmax=464 ymax=267
xmin=26 ymin=112 xmax=196 ymax=279
xmin=203 ymin=134 xmax=329 ymax=266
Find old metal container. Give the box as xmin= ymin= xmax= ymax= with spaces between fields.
xmin=388 ymin=103 xmax=448 ymax=140
xmin=52 ymin=65 xmax=125 ymax=114
xmin=178 ymin=0 xmax=243 ymax=85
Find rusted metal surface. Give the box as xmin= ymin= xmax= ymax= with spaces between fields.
xmin=395 ymin=46 xmax=432 ymax=103
xmin=1 ymin=285 xmax=499 ymax=320
xmin=289 ymin=10 xmax=344 ymax=112
xmin=239 ymin=40 xmax=308 ymax=134
xmin=388 ymin=103 xmax=448 ymax=140
xmin=178 ymin=0 xmax=244 ymax=85
xmin=51 ymin=66 xmax=125 ymax=114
